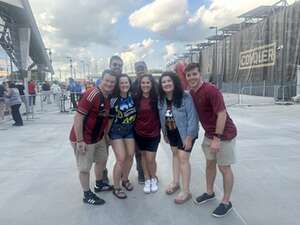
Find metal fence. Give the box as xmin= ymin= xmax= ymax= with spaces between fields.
xmin=221 ymin=82 xmax=300 ymax=105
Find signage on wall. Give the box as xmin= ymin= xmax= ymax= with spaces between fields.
xmin=239 ymin=43 xmax=276 ymax=70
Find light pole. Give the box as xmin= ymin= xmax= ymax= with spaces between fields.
xmin=66 ymin=57 xmax=73 ymax=79
xmin=45 ymin=48 xmax=53 ymax=81
xmin=209 ymin=26 xmax=219 ymax=87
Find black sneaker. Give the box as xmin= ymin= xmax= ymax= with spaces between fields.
xmin=94 ymin=180 xmax=113 ymax=192
xmin=212 ymin=202 xmax=233 ymax=217
xmin=193 ymin=192 xmax=215 ymax=205
xmin=83 ymin=192 xmax=105 ymax=205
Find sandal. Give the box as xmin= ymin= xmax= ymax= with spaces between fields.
xmin=174 ymin=192 xmax=192 ymax=204
xmin=165 ymin=184 xmax=180 ymax=195
xmin=122 ymin=180 xmax=134 ymax=191
xmin=112 ymin=187 xmax=127 ymax=199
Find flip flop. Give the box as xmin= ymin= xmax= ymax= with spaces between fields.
xmin=165 ymin=184 xmax=180 ymax=195
xmin=122 ymin=180 xmax=134 ymax=191
xmin=112 ymin=187 xmax=127 ymax=199
xmin=174 ymin=193 xmax=192 ymax=204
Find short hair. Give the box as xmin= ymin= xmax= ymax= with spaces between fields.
xmin=184 ymin=63 xmax=201 ymax=73
xmin=134 ymin=61 xmax=147 ymax=72
xmin=109 ymin=55 xmax=123 ymax=66
xmin=102 ymin=69 xmax=116 ymax=79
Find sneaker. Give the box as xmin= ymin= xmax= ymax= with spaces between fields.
xmin=83 ymin=192 xmax=105 ymax=205
xmin=143 ymin=179 xmax=151 ymax=194
xmin=193 ymin=192 xmax=215 ymax=205
xmin=212 ymin=202 xmax=233 ymax=217
xmin=94 ymin=180 xmax=113 ymax=192
xmin=150 ymin=178 xmax=158 ymax=193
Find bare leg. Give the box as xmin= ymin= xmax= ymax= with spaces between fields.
xmin=206 ymin=160 xmax=217 ymax=195
xmin=145 ymin=152 xmax=157 ymax=178
xmin=111 ymin=139 xmax=126 ymax=188
xmin=79 ymin=171 xmax=90 ymax=192
xmin=122 ymin=139 xmax=135 ymax=181
xmin=177 ymin=150 xmax=191 ymax=194
xmin=218 ymin=165 xmax=234 ymax=204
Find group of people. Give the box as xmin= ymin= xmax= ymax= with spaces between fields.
xmin=69 ymin=55 xmax=237 ymax=218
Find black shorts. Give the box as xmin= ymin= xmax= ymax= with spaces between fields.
xmin=134 ymin=131 xmax=161 ymax=152
xmin=167 ymin=129 xmax=197 ymax=153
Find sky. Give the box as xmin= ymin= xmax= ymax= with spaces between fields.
xmin=23 ymin=0 xmax=297 ymax=78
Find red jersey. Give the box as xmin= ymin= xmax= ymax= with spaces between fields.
xmin=69 ymin=87 xmax=110 ymax=144
xmin=134 ymin=96 xmax=160 ymax=138
xmin=190 ymin=82 xmax=237 ymax=140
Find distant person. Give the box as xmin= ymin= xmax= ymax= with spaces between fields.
xmin=4 ymin=81 xmax=23 ymax=126
xmin=28 ymin=80 xmax=36 ymax=106
xmin=133 ymin=74 xmax=160 ymax=194
xmin=158 ymin=71 xmax=199 ymax=204
xmin=68 ymin=78 xmax=77 ymax=109
xmin=175 ymin=62 xmax=189 ymax=90
xmin=51 ymin=82 xmax=61 ymax=102
xmin=185 ymin=63 xmax=237 ymax=217
xmin=0 ymin=83 xmax=6 ymax=120
xmin=16 ymin=81 xmax=29 ymax=114
xmin=42 ymin=81 xmax=51 ymax=104
xmin=69 ymin=70 xmax=116 ymax=205
xmin=75 ymin=81 xmax=83 ymax=101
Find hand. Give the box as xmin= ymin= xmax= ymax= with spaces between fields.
xmin=183 ymin=136 xmax=193 ymax=151
xmin=76 ymin=141 xmax=86 ymax=154
xmin=164 ymin=136 xmax=169 ymax=144
xmin=210 ymin=138 xmax=221 ymax=153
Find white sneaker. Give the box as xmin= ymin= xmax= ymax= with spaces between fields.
xmin=143 ymin=179 xmax=151 ymax=194
xmin=150 ymin=178 xmax=158 ymax=193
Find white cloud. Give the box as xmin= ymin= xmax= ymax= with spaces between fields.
xmin=164 ymin=43 xmax=178 ymax=61
xmin=190 ymin=0 xmax=296 ymax=28
xmin=129 ymin=0 xmax=188 ymax=32
xmin=120 ymin=38 xmax=157 ymax=72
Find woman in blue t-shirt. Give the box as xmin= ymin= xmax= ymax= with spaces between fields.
xmin=109 ymin=74 xmax=136 ymax=199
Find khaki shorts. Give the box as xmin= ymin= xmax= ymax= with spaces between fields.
xmin=71 ymin=138 xmax=108 ymax=173
xmin=201 ymin=136 xmax=236 ymax=165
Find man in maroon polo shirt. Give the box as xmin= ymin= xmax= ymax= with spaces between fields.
xmin=70 ymin=70 xmax=116 ymax=205
xmin=185 ymin=63 xmax=237 ymax=217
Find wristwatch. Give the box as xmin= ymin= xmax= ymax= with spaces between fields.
xmin=213 ymin=133 xmax=222 ymax=139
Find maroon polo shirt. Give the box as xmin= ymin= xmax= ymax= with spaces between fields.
xmin=190 ymin=82 xmax=237 ymax=140
xmin=69 ymin=87 xmax=110 ymax=144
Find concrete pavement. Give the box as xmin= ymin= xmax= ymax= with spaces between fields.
xmin=0 ymin=103 xmax=299 ymax=225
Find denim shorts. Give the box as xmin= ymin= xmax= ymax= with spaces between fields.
xmin=109 ymin=124 xmax=134 ymax=140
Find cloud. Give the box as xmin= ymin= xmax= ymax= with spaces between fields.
xmin=164 ymin=43 xmax=178 ymax=61
xmin=129 ymin=0 xmax=188 ymax=32
xmin=120 ymin=38 xmax=157 ymax=72
xmin=129 ymin=0 xmax=297 ymax=42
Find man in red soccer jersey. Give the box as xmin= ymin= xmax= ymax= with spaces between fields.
xmin=69 ymin=70 xmax=116 ymax=205
xmin=185 ymin=63 xmax=237 ymax=217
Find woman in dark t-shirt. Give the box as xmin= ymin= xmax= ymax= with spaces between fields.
xmin=108 ymin=74 xmax=136 ymax=199
xmin=133 ymin=74 xmax=161 ymax=194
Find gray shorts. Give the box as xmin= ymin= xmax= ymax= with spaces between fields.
xmin=201 ymin=137 xmax=236 ymax=165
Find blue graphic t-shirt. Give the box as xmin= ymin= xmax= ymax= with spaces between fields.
xmin=110 ymin=95 xmax=136 ymax=125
